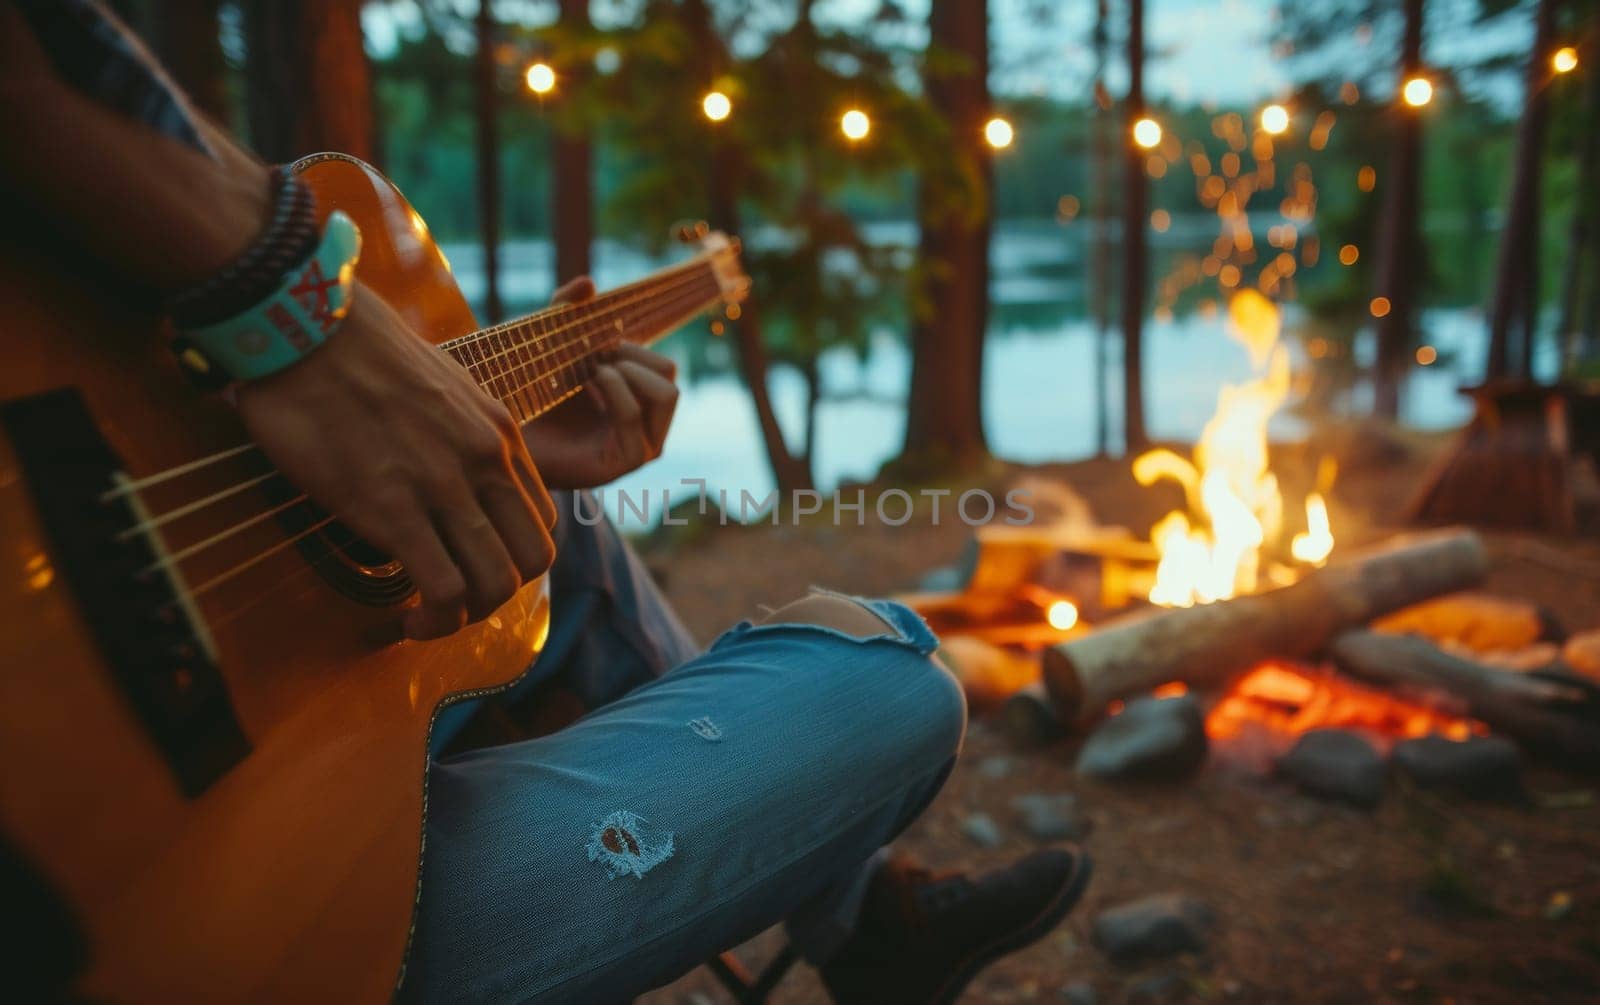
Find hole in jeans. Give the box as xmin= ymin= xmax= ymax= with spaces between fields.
xmin=587 ymin=810 xmax=674 ymax=879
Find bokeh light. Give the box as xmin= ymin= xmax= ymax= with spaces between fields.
xmin=1552 ymin=46 xmax=1579 ymax=74
xmin=840 ymin=108 xmax=870 ymax=141
xmin=525 ymin=62 xmax=556 ymax=94
xmin=702 ymin=91 xmax=731 ymax=122
xmin=1260 ymin=104 xmax=1290 ymax=135
xmin=1401 ymin=76 xmax=1433 ymax=108
xmin=1132 ymin=117 xmax=1162 ymax=149
xmin=984 ymin=116 xmax=1014 ymax=149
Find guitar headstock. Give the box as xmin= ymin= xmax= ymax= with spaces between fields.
xmin=678 ymin=221 xmax=750 ymax=308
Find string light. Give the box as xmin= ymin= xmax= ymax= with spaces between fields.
xmin=1401 ymin=76 xmax=1433 ymax=108
xmin=1552 ymin=46 xmax=1579 ymax=74
xmin=840 ymin=108 xmax=870 ymax=141
xmin=1259 ymin=103 xmax=1289 ymax=135
xmin=983 ymin=116 xmax=1014 ymax=149
xmin=525 ymin=62 xmax=556 ymax=95
xmin=1132 ymin=117 xmax=1162 ymax=149
xmin=702 ymin=90 xmax=731 ymax=122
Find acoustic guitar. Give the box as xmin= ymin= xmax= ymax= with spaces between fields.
xmin=0 ymin=152 xmax=747 ymax=1002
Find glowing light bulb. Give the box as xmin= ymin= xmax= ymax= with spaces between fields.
xmin=525 ymin=62 xmax=556 ymax=95
xmin=1259 ymin=103 xmax=1289 ymax=135
xmin=1552 ymin=46 xmax=1578 ymax=74
xmin=1132 ymin=117 xmax=1162 ymax=149
xmin=1046 ymin=600 xmax=1079 ymax=631
xmin=1401 ymin=76 xmax=1433 ymax=108
xmin=702 ymin=91 xmax=731 ymax=122
xmin=983 ymin=116 xmax=1014 ymax=149
xmin=840 ymin=108 xmax=870 ymax=141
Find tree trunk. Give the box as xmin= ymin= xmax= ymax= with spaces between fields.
xmin=149 ymin=0 xmax=228 ymax=124
xmin=902 ymin=0 xmax=991 ymax=466
xmin=243 ymin=0 xmax=377 ymax=165
xmin=707 ymin=145 xmax=815 ymax=495
xmin=1089 ymin=0 xmax=1113 ymax=458
xmin=473 ymin=0 xmax=502 ymax=322
xmin=1488 ymin=0 xmax=1557 ymax=380
xmin=1119 ymin=0 xmax=1149 ymax=451
xmin=1371 ymin=0 xmax=1424 ymax=418
xmin=552 ymin=0 xmax=593 ymax=286
xmin=1558 ymin=24 xmax=1600 ymax=368
xmin=683 ymin=0 xmax=813 ymax=494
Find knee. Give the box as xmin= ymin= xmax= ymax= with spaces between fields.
xmin=760 ymin=592 xmax=967 ymax=766
xmin=757 ymin=591 xmax=899 ymax=639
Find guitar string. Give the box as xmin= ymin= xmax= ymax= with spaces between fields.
xmin=112 ymin=266 xmax=719 ymax=550
xmin=98 ymin=255 xmax=722 ymax=505
xmin=144 ymin=275 xmax=720 ymax=591
xmin=182 ymin=284 xmax=727 ymax=612
xmin=143 ymin=278 xmax=727 ymax=604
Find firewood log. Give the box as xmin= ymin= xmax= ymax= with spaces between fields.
xmin=1040 ymin=528 xmax=1489 ymax=725
xmin=1327 ymin=630 xmax=1600 ymax=767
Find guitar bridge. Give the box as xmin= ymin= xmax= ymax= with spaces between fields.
xmin=1 ymin=389 xmax=249 ymax=797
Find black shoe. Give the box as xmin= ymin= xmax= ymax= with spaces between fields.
xmin=820 ymin=847 xmax=1093 ymax=1005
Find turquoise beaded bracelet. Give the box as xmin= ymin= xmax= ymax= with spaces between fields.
xmin=176 ymin=210 xmax=363 ymax=383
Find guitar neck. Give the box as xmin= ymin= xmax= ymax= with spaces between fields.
xmin=440 ymin=255 xmax=723 ymax=424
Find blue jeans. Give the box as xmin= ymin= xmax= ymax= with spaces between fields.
xmin=404 ymin=493 xmax=966 ymax=1003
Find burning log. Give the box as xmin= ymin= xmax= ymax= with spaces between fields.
xmin=1327 ymin=630 xmax=1600 ymax=767
xmin=1040 ymin=528 xmax=1489 ymax=725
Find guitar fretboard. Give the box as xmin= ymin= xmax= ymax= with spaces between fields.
xmin=441 ymin=255 xmax=723 ymax=424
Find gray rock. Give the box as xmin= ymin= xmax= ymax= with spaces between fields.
xmin=1092 ymin=893 xmax=1215 ymax=963
xmin=977 ymin=755 xmax=1015 ymax=779
xmin=961 ymin=812 xmax=1003 ymax=848
xmin=1393 ymin=735 xmax=1523 ymax=800
xmin=1012 ymin=793 xmax=1093 ymax=842
xmin=1059 ymin=980 xmax=1098 ymax=1005
xmin=1076 ymin=695 xmax=1208 ymax=781
xmin=1277 ymin=729 xmax=1386 ymax=808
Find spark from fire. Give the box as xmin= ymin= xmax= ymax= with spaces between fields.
xmin=1136 ymin=290 xmax=1335 ymax=608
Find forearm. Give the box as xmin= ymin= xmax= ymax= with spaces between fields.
xmin=0 ymin=4 xmax=268 ymax=297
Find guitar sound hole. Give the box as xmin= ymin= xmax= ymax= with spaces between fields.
xmin=263 ymin=483 xmax=416 ymax=607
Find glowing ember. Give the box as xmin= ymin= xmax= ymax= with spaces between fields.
xmin=1207 ymin=662 xmax=1483 ymax=768
xmin=1135 ymin=290 xmax=1334 ymax=607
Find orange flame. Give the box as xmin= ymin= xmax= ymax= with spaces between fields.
xmin=1135 ymin=290 xmax=1334 ymax=606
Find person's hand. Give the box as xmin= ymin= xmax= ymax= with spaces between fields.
xmin=235 ymin=282 xmax=557 ymax=640
xmin=521 ymin=276 xmax=681 ymax=489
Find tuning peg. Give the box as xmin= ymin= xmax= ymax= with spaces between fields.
xmin=693 ymin=220 xmax=710 ymax=238
xmin=671 ymin=220 xmax=697 ymax=243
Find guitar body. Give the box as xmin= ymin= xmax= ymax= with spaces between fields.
xmin=0 ymin=155 xmax=547 ymax=1002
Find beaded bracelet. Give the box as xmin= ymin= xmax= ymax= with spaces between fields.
xmin=166 ymin=167 xmax=320 ymax=329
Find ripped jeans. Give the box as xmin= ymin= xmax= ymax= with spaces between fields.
xmin=402 ymin=492 xmax=967 ymax=1003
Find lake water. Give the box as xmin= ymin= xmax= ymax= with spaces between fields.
xmin=440 ymin=219 xmax=1541 ymax=518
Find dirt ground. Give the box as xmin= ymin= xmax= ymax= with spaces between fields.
xmin=638 ymin=426 xmax=1600 ymax=1004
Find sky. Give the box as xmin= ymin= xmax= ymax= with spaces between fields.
xmin=364 ymin=0 xmax=1537 ymax=113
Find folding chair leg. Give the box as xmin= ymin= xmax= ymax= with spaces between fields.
xmin=704 ymin=942 xmax=800 ymax=1004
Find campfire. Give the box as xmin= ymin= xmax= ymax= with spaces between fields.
xmin=904 ymin=290 xmax=1600 ymax=778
